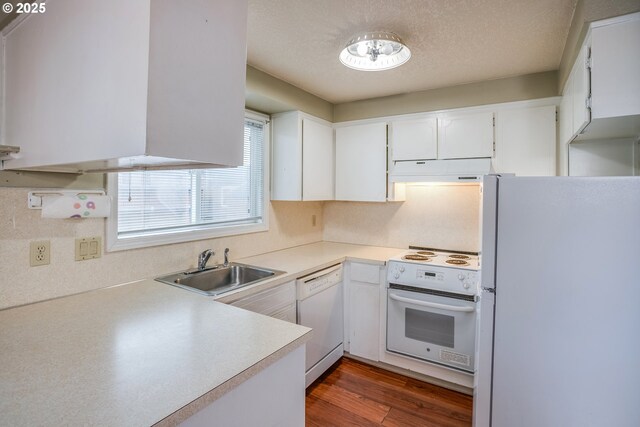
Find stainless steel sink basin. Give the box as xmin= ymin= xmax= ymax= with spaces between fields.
xmin=155 ymin=263 xmax=285 ymax=296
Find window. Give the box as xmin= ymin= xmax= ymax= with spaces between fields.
xmin=106 ymin=112 xmax=269 ymax=251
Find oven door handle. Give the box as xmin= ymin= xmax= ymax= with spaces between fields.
xmin=389 ymin=293 xmax=475 ymax=313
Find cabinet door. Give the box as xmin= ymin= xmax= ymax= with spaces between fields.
xmin=494 ymin=106 xmax=557 ymax=176
xmin=3 ymin=0 xmax=248 ymax=170
xmin=349 ymin=281 xmax=380 ymax=361
xmin=558 ymin=78 xmax=574 ymax=176
xmin=335 ymin=123 xmax=387 ymax=202
xmin=271 ymin=112 xmax=303 ymax=200
xmin=230 ymin=281 xmax=296 ymax=317
xmin=437 ymin=112 xmax=494 ymax=159
xmin=302 ymin=119 xmax=334 ymax=200
xmin=348 ymin=262 xmax=382 ymax=362
xmin=572 ymin=45 xmax=591 ymax=135
xmin=2 ymin=0 xmax=150 ymax=169
xmin=591 ymin=17 xmax=640 ymax=119
xmin=390 ymin=118 xmax=437 ymax=161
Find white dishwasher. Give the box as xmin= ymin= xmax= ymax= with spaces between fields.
xmin=296 ymin=264 xmax=344 ymax=387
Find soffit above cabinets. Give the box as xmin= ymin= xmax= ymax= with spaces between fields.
xmin=247 ymin=0 xmax=577 ymax=103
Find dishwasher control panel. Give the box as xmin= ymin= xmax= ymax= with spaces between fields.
xmin=296 ymin=264 xmax=343 ymax=300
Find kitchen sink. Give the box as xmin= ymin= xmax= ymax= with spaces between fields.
xmin=156 ymin=263 xmax=285 ymax=296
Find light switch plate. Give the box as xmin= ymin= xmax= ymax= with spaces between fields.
xmin=75 ymin=237 xmax=102 ymax=261
xmin=30 ymin=240 xmax=50 ymax=266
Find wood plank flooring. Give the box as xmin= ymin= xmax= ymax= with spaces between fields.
xmin=306 ymin=358 xmax=473 ymax=427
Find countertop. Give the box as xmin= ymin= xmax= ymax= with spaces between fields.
xmin=218 ymin=241 xmax=405 ymax=303
xmin=0 ymin=280 xmax=311 ymax=426
xmin=0 ymin=241 xmax=404 ymax=426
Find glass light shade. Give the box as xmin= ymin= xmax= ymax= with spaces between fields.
xmin=339 ymin=31 xmax=411 ymax=71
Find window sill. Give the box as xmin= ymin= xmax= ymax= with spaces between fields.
xmin=106 ymin=222 xmax=268 ymax=252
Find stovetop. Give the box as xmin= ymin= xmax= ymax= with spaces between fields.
xmin=388 ymin=247 xmax=480 ymax=295
xmin=389 ymin=247 xmax=479 ymax=271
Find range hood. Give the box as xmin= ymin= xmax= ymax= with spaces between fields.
xmin=389 ymin=158 xmax=493 ymax=183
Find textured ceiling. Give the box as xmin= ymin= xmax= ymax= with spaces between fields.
xmin=247 ymin=0 xmax=578 ymax=103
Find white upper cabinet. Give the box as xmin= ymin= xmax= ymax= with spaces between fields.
xmin=571 ymin=45 xmax=591 ymax=135
xmin=302 ymin=119 xmax=335 ymax=200
xmin=437 ymin=112 xmax=494 ymax=159
xmin=271 ymin=111 xmax=334 ymax=201
xmin=561 ymin=13 xmax=640 ymax=144
xmin=558 ymin=79 xmax=574 ymax=176
xmin=390 ymin=118 xmax=437 ymax=161
xmin=335 ymin=122 xmax=387 ymax=202
xmin=590 ymin=15 xmax=640 ymax=121
xmin=494 ymin=106 xmax=557 ymax=176
xmin=1 ymin=0 xmax=248 ymax=172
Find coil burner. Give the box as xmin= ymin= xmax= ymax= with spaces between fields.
xmin=403 ymin=254 xmax=432 ymax=261
xmin=417 ymin=251 xmax=437 ymax=256
xmin=446 ymin=259 xmax=469 ymax=266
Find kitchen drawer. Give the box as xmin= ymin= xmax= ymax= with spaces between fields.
xmin=231 ymin=281 xmax=295 ymax=315
xmin=349 ymin=263 xmax=381 ymax=284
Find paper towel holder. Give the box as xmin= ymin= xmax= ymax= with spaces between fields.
xmin=28 ymin=189 xmax=106 ymax=209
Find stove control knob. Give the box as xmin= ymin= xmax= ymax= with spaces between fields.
xmin=458 ymin=274 xmax=465 ymax=281
xmin=394 ymin=273 xmax=400 ymax=279
xmin=463 ymin=282 xmax=470 ymax=289
xmin=399 ymin=266 xmax=405 ymax=273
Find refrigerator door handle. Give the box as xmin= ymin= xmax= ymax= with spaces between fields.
xmin=389 ymin=293 xmax=475 ymax=313
xmin=482 ymin=287 xmax=495 ymax=294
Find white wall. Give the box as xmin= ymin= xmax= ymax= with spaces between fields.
xmin=0 ymin=188 xmax=322 ymax=309
xmin=323 ymin=184 xmax=481 ymax=252
xmin=569 ymin=138 xmax=638 ymax=176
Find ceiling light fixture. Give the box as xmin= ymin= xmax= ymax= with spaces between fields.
xmin=339 ymin=31 xmax=411 ymax=71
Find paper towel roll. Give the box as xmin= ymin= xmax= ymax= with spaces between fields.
xmin=41 ymin=195 xmax=111 ymax=219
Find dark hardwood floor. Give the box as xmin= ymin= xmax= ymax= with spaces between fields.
xmin=306 ymin=357 xmax=473 ymax=427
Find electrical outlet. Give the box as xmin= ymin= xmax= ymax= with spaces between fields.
xmin=30 ymin=240 xmax=50 ymax=267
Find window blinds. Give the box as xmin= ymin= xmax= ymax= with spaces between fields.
xmin=117 ymin=119 xmax=265 ymax=238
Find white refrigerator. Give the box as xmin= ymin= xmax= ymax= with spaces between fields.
xmin=473 ymin=175 xmax=640 ymax=427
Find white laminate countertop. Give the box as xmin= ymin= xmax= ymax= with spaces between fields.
xmin=0 ymin=280 xmax=311 ymax=427
xmin=217 ymin=241 xmax=406 ymax=303
xmin=0 ymin=241 xmax=404 ymax=426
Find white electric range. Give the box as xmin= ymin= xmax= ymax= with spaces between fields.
xmin=386 ymin=247 xmax=480 ymax=373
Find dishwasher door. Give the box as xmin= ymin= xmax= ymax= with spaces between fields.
xmin=297 ymin=265 xmax=344 ymax=386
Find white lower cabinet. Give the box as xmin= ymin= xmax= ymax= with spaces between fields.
xmin=345 ymin=262 xmax=384 ymax=361
xmin=179 ymin=345 xmax=305 ymax=427
xmin=230 ymin=281 xmax=296 ymax=323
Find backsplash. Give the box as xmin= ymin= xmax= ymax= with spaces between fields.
xmin=323 ymin=184 xmax=480 ymax=252
xmin=1 ymin=184 xmax=480 ymax=309
xmin=0 ymin=188 xmax=323 ymax=309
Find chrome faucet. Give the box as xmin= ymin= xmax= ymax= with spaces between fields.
xmin=197 ymin=249 xmax=214 ymax=271
xmin=223 ymin=248 xmax=230 ymax=267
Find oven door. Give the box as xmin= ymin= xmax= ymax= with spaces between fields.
xmin=387 ymin=286 xmax=477 ymax=372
